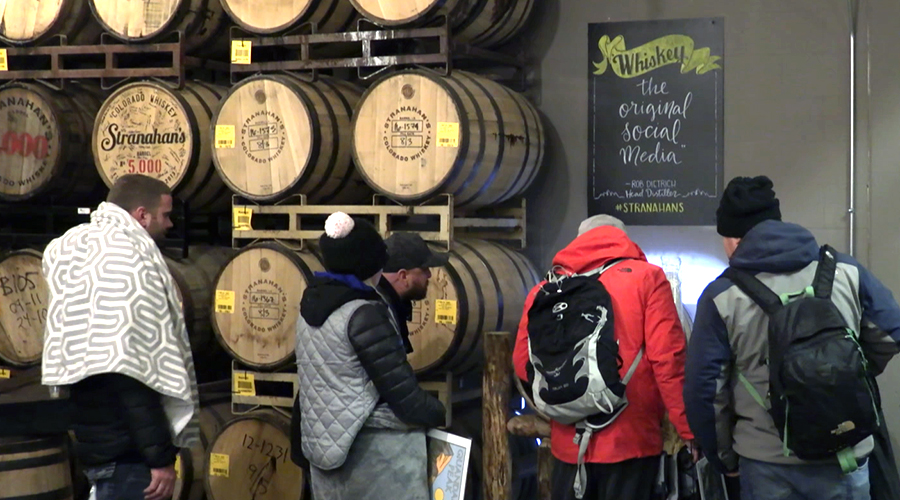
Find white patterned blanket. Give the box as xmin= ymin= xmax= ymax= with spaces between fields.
xmin=41 ymin=202 xmax=199 ymax=447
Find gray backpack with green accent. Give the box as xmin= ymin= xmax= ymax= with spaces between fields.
xmin=723 ymin=245 xmax=879 ymax=472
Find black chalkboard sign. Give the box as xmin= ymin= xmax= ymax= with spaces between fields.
xmin=588 ymin=18 xmax=724 ymax=225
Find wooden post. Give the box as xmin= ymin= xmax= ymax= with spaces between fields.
xmin=537 ymin=440 xmax=553 ymax=500
xmin=484 ymin=331 xmax=512 ymax=500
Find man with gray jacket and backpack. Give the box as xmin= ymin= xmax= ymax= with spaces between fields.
xmin=685 ymin=176 xmax=900 ymax=500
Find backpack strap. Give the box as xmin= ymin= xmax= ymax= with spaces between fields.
xmin=722 ymin=268 xmax=783 ymax=315
xmin=546 ymin=258 xmax=627 ymax=284
xmin=812 ymin=245 xmax=838 ymax=300
xmin=572 ymin=347 xmax=644 ymax=499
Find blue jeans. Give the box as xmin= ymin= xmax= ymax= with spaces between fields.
xmin=83 ymin=462 xmax=151 ymax=500
xmin=740 ymin=457 xmax=870 ymax=500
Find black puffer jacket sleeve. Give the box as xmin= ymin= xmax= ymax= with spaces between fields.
xmin=348 ymin=303 xmax=446 ymax=428
xmin=109 ymin=374 xmax=178 ymax=468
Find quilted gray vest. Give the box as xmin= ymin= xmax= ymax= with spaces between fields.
xmin=295 ymin=299 xmax=381 ymax=470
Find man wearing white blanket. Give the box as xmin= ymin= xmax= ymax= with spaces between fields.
xmin=41 ymin=175 xmax=200 ymax=500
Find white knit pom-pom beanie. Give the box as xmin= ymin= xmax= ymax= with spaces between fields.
xmin=319 ymin=212 xmax=387 ymax=279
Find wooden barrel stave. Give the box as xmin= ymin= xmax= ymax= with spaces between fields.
xmin=174 ymin=397 xmax=236 ymax=500
xmin=222 ymin=0 xmax=357 ymax=35
xmin=204 ymin=410 xmax=305 ymax=500
xmin=453 ymin=0 xmax=535 ymax=47
xmin=406 ymin=239 xmax=538 ymax=375
xmin=350 ymin=0 xmax=533 ymax=47
xmin=467 ymin=0 xmax=535 ymax=48
xmin=211 ymin=243 xmax=324 ymax=370
xmin=0 ymin=435 xmax=74 ymax=500
xmin=348 ymin=0 xmax=465 ymax=27
xmin=0 ymin=0 xmax=103 ymax=45
xmin=0 ymin=82 xmax=107 ymax=204
xmin=92 ymin=80 xmax=230 ymax=213
xmin=164 ymin=246 xmax=235 ymax=383
xmin=352 ymin=70 xmax=544 ymax=209
xmin=173 ymin=81 xmax=232 ymax=211
xmin=0 ymin=249 xmax=49 ymax=368
xmin=89 ymin=0 xmax=229 ymax=56
xmin=212 ymin=74 xmax=368 ymax=203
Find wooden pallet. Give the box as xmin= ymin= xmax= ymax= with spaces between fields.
xmin=419 ymin=373 xmax=454 ymax=428
xmin=230 ymin=194 xmax=526 ymax=250
xmin=0 ymin=365 xmax=66 ymax=404
xmin=230 ymin=362 xmax=297 ymax=415
xmin=0 ymin=200 xmax=205 ymax=255
xmin=0 ymin=33 xmax=228 ymax=88
xmin=227 ymin=18 xmax=527 ymax=90
xmin=230 ymin=362 xmax=474 ymax=428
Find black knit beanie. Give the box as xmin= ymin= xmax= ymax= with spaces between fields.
xmin=716 ymin=176 xmax=782 ymax=238
xmin=319 ymin=212 xmax=388 ymax=280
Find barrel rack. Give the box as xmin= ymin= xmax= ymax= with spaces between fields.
xmin=0 ymin=32 xmax=228 ymax=89
xmin=230 ymin=193 xmax=527 ymax=251
xmin=229 ymin=359 xmax=474 ymax=428
xmin=0 ymin=198 xmax=218 ymax=257
xmin=227 ymin=16 xmax=531 ymax=92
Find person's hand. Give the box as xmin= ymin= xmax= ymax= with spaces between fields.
xmin=144 ymin=465 xmax=176 ymax=500
xmin=724 ymin=471 xmax=740 ymax=478
xmin=687 ymin=440 xmax=701 ymax=462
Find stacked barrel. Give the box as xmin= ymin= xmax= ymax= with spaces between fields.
xmin=189 ymin=3 xmax=544 ymax=499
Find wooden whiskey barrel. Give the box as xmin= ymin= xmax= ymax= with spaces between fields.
xmin=165 ymin=246 xmax=235 ymax=381
xmin=0 ymin=249 xmax=49 ymax=368
xmin=221 ymin=0 xmax=356 ymax=34
xmin=88 ymin=0 xmax=229 ymax=56
xmin=174 ymin=396 xmax=236 ymax=500
xmin=352 ymin=70 xmax=544 ymax=209
xmin=350 ymin=0 xmax=534 ymax=47
xmin=0 ymin=82 xmax=106 ymax=204
xmin=454 ymin=0 xmax=535 ymax=48
xmin=212 ymin=74 xmax=369 ymax=203
xmin=0 ymin=0 xmax=102 ymax=45
xmin=204 ymin=411 xmax=305 ymax=500
xmin=406 ymin=239 xmax=538 ymax=374
xmin=211 ymin=243 xmax=324 ymax=370
xmin=0 ymin=435 xmax=74 ymax=500
xmin=92 ymin=80 xmax=231 ymax=213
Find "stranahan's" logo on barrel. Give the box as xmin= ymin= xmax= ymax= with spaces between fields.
xmin=94 ymin=84 xmax=192 ymax=187
xmin=99 ymin=124 xmax=187 ymax=151
xmin=0 ymin=87 xmax=59 ymax=194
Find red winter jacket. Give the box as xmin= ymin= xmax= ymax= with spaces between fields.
xmin=513 ymin=226 xmax=694 ymax=464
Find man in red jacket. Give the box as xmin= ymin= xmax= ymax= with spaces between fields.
xmin=513 ymin=216 xmax=695 ymax=500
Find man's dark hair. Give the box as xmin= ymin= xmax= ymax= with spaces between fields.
xmin=106 ymin=174 xmax=173 ymax=212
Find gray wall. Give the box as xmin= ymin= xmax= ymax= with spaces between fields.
xmin=519 ymin=0 xmax=900 ymax=463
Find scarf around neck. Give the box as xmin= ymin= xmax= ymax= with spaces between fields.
xmin=41 ymin=202 xmax=199 ymax=446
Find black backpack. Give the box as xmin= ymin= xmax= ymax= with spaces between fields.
xmin=526 ymin=260 xmax=644 ymax=499
xmin=723 ymin=245 xmax=879 ymax=470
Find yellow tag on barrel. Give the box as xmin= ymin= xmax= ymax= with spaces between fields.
xmin=435 ymin=300 xmax=457 ymax=325
xmin=233 ymin=372 xmax=256 ymax=396
xmin=215 ymin=290 xmax=235 ymax=314
xmin=215 ymin=125 xmax=235 ymax=149
xmin=437 ymin=122 xmax=459 ymax=148
xmin=232 ymin=207 xmax=253 ymax=231
xmin=209 ymin=453 xmax=229 ymax=477
xmin=231 ymin=40 xmax=251 ymax=64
